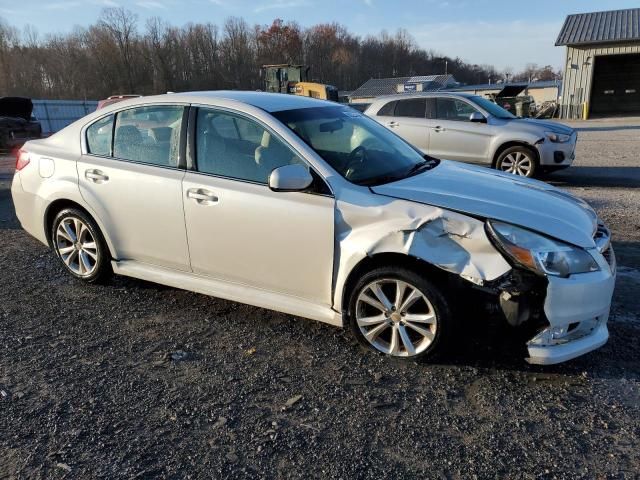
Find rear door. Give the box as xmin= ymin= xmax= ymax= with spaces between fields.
xmin=427 ymin=97 xmax=493 ymax=164
xmin=78 ymin=104 xmax=191 ymax=271
xmin=392 ymin=98 xmax=430 ymax=152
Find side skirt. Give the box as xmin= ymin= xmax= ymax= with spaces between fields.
xmin=111 ymin=260 xmax=343 ymax=327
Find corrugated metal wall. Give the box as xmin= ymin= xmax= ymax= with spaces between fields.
xmin=560 ymin=43 xmax=640 ymax=118
xmin=32 ymin=100 xmax=98 ymax=135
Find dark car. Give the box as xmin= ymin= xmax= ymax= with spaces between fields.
xmin=0 ymin=97 xmax=42 ymax=151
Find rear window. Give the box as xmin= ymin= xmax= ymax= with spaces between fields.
xmin=86 ymin=114 xmax=114 ymax=156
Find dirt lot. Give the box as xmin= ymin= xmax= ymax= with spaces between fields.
xmin=1 ymin=118 xmax=639 ymax=479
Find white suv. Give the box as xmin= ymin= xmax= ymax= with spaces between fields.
xmin=11 ymin=92 xmax=614 ymax=364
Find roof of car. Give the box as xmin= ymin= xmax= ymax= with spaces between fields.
xmin=367 ymin=91 xmax=477 ymax=104
xmin=136 ymin=90 xmax=333 ymax=113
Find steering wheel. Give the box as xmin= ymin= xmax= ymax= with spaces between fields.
xmin=344 ymin=146 xmax=367 ymax=180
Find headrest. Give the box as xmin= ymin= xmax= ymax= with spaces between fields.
xmin=261 ymin=130 xmax=272 ymax=148
xmin=115 ymin=125 xmax=142 ymax=143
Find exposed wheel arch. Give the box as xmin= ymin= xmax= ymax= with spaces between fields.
xmin=492 ymin=141 xmax=539 ymax=168
xmin=340 ymin=252 xmax=455 ymax=325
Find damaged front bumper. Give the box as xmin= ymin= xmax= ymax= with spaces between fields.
xmin=526 ymin=245 xmax=616 ymax=365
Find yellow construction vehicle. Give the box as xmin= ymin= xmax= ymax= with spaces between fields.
xmin=261 ymin=64 xmax=339 ymax=102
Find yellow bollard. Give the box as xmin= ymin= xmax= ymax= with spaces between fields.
xmin=582 ymin=102 xmax=589 ymax=120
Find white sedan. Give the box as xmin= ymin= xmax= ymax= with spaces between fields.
xmin=11 ymin=91 xmax=615 ymax=364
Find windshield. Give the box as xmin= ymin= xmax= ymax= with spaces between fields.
xmin=272 ymin=106 xmax=436 ymax=186
xmin=469 ymin=95 xmax=516 ymax=119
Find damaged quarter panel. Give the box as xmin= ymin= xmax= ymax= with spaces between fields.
xmin=332 ymin=188 xmax=511 ymax=313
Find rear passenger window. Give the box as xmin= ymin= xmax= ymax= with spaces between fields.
xmin=113 ymin=105 xmax=184 ymax=167
xmin=377 ymin=101 xmax=396 ymax=116
xmin=395 ymin=99 xmax=426 ymax=118
xmin=86 ymin=115 xmax=113 ymax=156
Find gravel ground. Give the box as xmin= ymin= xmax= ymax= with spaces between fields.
xmin=1 ymin=118 xmax=639 ymax=479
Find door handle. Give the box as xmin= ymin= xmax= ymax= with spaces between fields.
xmin=387 ymin=121 xmax=399 ymax=127
xmin=85 ymin=169 xmax=109 ymax=183
xmin=187 ymin=188 xmax=218 ymax=204
xmin=433 ymin=126 xmax=445 ymax=133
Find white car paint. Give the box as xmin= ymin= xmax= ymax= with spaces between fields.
xmin=11 ymin=91 xmax=615 ymax=364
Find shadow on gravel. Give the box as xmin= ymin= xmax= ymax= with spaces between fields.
xmin=430 ymin=312 xmax=640 ymax=381
xmin=0 ymin=181 xmax=20 ymax=230
xmin=546 ymin=166 xmax=640 ymax=188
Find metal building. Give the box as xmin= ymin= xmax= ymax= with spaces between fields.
xmin=557 ymin=8 xmax=640 ymax=119
xmin=348 ymin=75 xmax=458 ymax=104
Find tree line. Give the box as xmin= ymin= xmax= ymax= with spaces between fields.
xmin=0 ymin=8 xmax=559 ymax=100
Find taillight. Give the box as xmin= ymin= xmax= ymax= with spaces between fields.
xmin=16 ymin=149 xmax=30 ymax=171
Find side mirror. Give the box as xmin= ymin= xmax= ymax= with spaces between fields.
xmin=469 ymin=112 xmax=487 ymax=123
xmin=269 ymin=164 xmax=313 ymax=192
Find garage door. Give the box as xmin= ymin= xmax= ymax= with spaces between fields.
xmin=591 ymin=53 xmax=640 ymax=115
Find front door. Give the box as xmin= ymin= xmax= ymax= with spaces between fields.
xmin=78 ymin=104 xmax=190 ymax=271
xmin=426 ymin=97 xmax=493 ymax=164
xmin=182 ymin=107 xmax=335 ymax=304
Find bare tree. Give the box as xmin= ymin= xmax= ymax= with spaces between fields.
xmin=0 ymin=12 xmax=509 ymax=98
xmin=99 ymin=7 xmax=139 ymax=92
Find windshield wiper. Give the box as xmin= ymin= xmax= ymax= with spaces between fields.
xmin=404 ymin=158 xmax=438 ymax=178
xmin=357 ymin=158 xmax=439 ymax=187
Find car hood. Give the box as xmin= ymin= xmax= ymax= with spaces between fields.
xmin=372 ymin=161 xmax=597 ymax=248
xmin=0 ymin=97 xmax=33 ymax=121
xmin=508 ymin=117 xmax=574 ymax=135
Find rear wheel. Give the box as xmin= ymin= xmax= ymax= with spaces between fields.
xmin=496 ymin=146 xmax=538 ymax=178
xmin=348 ymin=266 xmax=453 ymax=361
xmin=51 ymin=208 xmax=111 ymax=283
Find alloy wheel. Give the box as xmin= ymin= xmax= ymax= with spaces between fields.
xmin=500 ymin=151 xmax=533 ymax=177
xmin=55 ymin=217 xmax=99 ymax=277
xmin=355 ymin=278 xmax=438 ymax=357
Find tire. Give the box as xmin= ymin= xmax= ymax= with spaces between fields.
xmin=347 ymin=266 xmax=453 ymax=361
xmin=51 ymin=208 xmax=111 ymax=283
xmin=495 ymin=146 xmax=538 ymax=178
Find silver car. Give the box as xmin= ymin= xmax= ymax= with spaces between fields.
xmin=364 ymin=92 xmax=577 ymax=178
xmin=12 ymin=92 xmax=614 ymax=364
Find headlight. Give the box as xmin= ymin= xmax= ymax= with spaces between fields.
xmin=545 ymin=131 xmax=571 ymax=143
xmin=487 ymin=221 xmax=599 ymax=278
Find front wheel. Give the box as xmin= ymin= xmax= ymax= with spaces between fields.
xmin=495 ymin=146 xmax=538 ymax=178
xmin=347 ymin=266 xmax=453 ymax=361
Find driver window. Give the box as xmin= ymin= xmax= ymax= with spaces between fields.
xmin=435 ymin=98 xmax=479 ymax=121
xmin=195 ymin=108 xmax=304 ymax=184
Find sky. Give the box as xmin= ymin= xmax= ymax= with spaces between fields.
xmin=1 ymin=0 xmax=640 ymax=71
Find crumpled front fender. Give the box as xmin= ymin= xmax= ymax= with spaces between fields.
xmin=332 ymin=189 xmax=511 ymax=313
